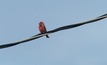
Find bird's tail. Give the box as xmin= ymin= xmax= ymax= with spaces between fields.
xmin=46 ymin=35 xmax=49 ymax=38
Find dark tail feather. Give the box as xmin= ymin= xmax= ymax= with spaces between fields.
xmin=46 ymin=35 xmax=49 ymax=38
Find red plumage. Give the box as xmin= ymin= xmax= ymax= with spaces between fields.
xmin=39 ymin=22 xmax=49 ymax=38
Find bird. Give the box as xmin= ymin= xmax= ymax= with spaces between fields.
xmin=39 ymin=22 xmax=49 ymax=38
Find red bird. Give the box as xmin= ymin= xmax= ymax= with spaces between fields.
xmin=39 ymin=22 xmax=49 ymax=38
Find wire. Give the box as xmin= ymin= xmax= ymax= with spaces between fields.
xmin=0 ymin=13 xmax=107 ymax=49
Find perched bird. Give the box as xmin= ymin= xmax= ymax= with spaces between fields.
xmin=39 ymin=22 xmax=49 ymax=38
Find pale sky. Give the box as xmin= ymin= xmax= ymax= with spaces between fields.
xmin=0 ymin=0 xmax=107 ymax=65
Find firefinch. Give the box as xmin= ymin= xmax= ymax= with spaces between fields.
xmin=39 ymin=22 xmax=49 ymax=38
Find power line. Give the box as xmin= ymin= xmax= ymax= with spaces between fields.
xmin=0 ymin=13 xmax=107 ymax=49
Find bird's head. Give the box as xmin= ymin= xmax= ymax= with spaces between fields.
xmin=39 ymin=22 xmax=44 ymax=26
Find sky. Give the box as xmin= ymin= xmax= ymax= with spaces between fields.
xmin=0 ymin=0 xmax=107 ymax=65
